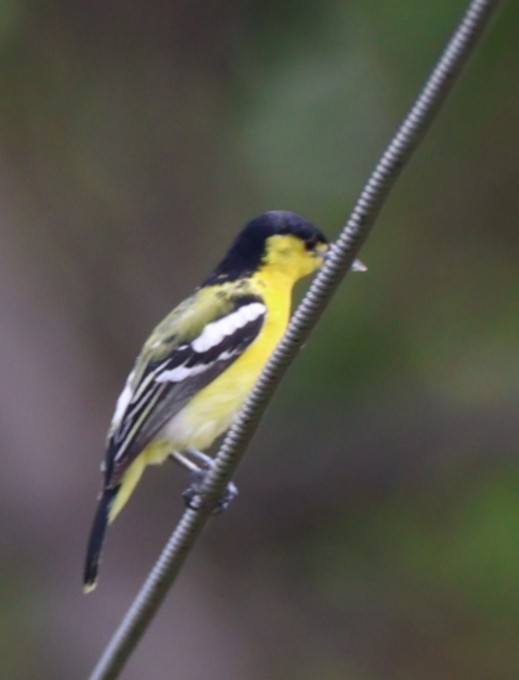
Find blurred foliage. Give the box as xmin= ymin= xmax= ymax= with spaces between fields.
xmin=0 ymin=1 xmax=517 ymax=679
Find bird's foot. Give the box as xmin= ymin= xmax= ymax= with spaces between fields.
xmin=170 ymin=448 xmax=239 ymax=513
xmin=182 ymin=470 xmax=238 ymax=513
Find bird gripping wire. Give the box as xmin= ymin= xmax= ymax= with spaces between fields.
xmin=88 ymin=2 xmax=502 ymax=678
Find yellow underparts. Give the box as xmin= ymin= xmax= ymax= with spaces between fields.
xmin=109 ymin=235 xmax=325 ymax=523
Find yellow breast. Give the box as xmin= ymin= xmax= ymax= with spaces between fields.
xmin=160 ymin=272 xmax=291 ymax=452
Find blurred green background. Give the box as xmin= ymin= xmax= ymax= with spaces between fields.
xmin=0 ymin=1 xmax=517 ymax=678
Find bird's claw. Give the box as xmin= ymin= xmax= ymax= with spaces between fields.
xmin=180 ymin=450 xmax=239 ymax=513
xmin=182 ymin=468 xmax=238 ymax=513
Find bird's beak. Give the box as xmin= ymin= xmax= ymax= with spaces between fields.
xmin=351 ymin=258 xmax=368 ymax=272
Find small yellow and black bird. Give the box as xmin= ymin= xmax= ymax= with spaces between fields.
xmin=83 ymin=210 xmax=363 ymax=592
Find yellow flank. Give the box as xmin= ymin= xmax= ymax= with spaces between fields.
xmin=108 ymin=233 xmax=325 ymax=524
xmin=109 ymin=441 xmax=167 ymax=522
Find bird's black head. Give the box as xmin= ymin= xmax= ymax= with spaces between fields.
xmin=203 ymin=210 xmax=329 ymax=286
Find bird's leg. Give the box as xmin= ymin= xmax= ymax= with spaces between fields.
xmin=169 ymin=448 xmax=238 ymax=512
xmin=169 ymin=449 xmax=200 ymax=473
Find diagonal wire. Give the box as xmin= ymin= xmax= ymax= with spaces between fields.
xmin=88 ymin=1 xmax=502 ymax=678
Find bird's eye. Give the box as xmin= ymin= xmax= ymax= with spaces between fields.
xmin=305 ymin=235 xmax=318 ymax=251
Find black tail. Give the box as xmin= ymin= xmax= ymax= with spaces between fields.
xmin=83 ymin=487 xmax=119 ymax=593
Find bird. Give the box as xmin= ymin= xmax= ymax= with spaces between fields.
xmin=83 ymin=210 xmax=363 ymax=592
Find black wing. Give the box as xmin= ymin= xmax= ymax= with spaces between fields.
xmin=104 ymin=293 xmax=266 ymax=486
